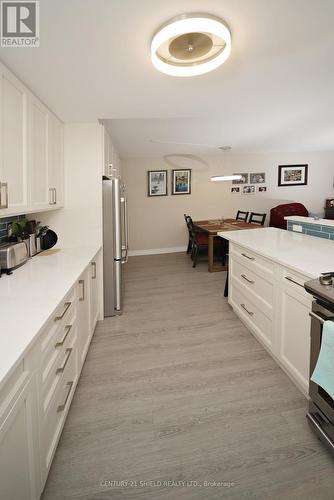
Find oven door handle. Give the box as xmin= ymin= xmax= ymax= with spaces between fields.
xmin=308 ymin=311 xmax=334 ymax=324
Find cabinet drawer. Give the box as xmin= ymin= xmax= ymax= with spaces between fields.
xmin=39 ymin=287 xmax=76 ymax=356
xmin=41 ymin=344 xmax=77 ymax=472
xmin=41 ymin=319 xmax=77 ymax=414
xmin=230 ymin=282 xmax=273 ymax=349
xmin=231 ymin=244 xmax=274 ymax=277
xmin=230 ymin=257 xmax=274 ymax=309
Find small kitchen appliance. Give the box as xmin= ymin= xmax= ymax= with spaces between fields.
xmin=304 ymin=274 xmax=334 ymax=454
xmin=0 ymin=241 xmax=29 ymax=274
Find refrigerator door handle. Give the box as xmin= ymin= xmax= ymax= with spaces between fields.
xmin=121 ymin=195 xmax=129 ymax=264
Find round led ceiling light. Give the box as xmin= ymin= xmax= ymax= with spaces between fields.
xmin=151 ymin=13 xmax=231 ymax=77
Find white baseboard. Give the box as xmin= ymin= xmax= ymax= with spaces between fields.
xmin=128 ymin=246 xmax=187 ymax=256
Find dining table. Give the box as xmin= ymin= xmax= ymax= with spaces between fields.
xmin=193 ymin=218 xmax=262 ymax=272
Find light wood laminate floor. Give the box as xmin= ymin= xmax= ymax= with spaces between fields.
xmin=42 ymin=253 xmax=334 ymax=500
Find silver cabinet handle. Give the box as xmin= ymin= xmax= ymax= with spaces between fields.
xmin=79 ymin=279 xmax=85 ymax=301
xmin=240 ymin=303 xmax=254 ymax=316
xmin=55 ymin=324 xmax=72 ymax=347
xmin=55 ymin=302 xmax=71 ymax=321
xmin=241 ymin=274 xmax=255 ymax=284
xmin=56 ymin=348 xmax=72 ymax=374
xmin=91 ymin=261 xmax=96 ymax=279
xmin=285 ymin=276 xmax=304 ymax=288
xmin=57 ymin=381 xmax=74 ymax=412
xmin=241 ymin=252 xmax=255 ymax=261
xmin=0 ymin=182 xmax=8 ymax=209
xmin=54 ymin=187 xmax=57 ymax=204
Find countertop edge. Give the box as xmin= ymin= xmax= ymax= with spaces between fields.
xmin=218 ymin=229 xmax=318 ymax=280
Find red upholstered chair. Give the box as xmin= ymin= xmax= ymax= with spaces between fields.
xmin=269 ymin=203 xmax=308 ymax=230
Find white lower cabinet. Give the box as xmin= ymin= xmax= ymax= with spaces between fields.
xmin=0 ymin=363 xmax=40 ymax=500
xmin=0 ymin=250 xmax=101 ymax=499
xmin=229 ymin=243 xmax=312 ymax=396
xmin=277 ymin=269 xmax=312 ymax=394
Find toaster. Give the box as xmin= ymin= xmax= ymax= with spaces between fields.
xmin=0 ymin=241 xmax=29 ymax=274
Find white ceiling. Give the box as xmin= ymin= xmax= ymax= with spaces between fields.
xmin=1 ymin=0 xmax=334 ymax=158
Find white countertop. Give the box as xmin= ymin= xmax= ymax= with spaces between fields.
xmin=218 ymin=227 xmax=334 ymax=278
xmin=0 ymin=244 xmax=101 ymax=389
xmin=284 ymin=216 xmax=334 ymax=227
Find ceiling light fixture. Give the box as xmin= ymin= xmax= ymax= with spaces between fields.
xmin=211 ymin=175 xmax=241 ymax=182
xmin=151 ymin=13 xmax=231 ymax=77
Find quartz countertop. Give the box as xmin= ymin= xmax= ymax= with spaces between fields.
xmin=218 ymin=227 xmax=334 ymax=278
xmin=0 ymin=244 xmax=101 ymax=389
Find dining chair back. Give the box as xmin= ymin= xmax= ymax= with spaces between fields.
xmin=248 ymin=212 xmax=266 ymax=225
xmin=184 ymin=214 xmax=193 ymax=253
xmin=236 ymin=210 xmax=249 ymax=222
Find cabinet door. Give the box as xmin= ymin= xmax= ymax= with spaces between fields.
xmin=90 ymin=254 xmax=100 ymax=332
xmin=0 ymin=69 xmax=28 ymax=214
xmin=30 ymin=97 xmax=49 ymax=209
xmin=48 ymin=113 xmax=64 ymax=207
xmin=77 ymin=267 xmax=92 ymax=366
xmin=0 ymin=374 xmax=40 ymax=500
xmin=278 ymin=275 xmax=312 ymax=394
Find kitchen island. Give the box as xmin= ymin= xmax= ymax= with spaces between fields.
xmin=218 ymin=227 xmax=334 ymax=399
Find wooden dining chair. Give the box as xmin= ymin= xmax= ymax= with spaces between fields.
xmin=236 ymin=210 xmax=249 ymax=222
xmin=184 ymin=214 xmax=193 ymax=253
xmin=248 ymin=212 xmax=266 ymax=225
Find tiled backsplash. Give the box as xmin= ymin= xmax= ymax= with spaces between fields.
xmin=287 ymin=220 xmax=334 ymax=240
xmin=0 ymin=215 xmax=25 ymax=243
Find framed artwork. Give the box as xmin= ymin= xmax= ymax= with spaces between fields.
xmin=231 ymin=187 xmax=240 ymax=194
xmin=258 ymin=186 xmax=267 ymax=193
xmin=172 ymin=169 xmax=191 ymax=195
xmin=278 ymin=164 xmax=308 ymax=187
xmin=242 ymin=185 xmax=256 ymax=195
xmin=250 ymin=172 xmax=265 ymax=184
xmin=232 ymin=173 xmax=248 ymax=184
xmin=148 ymin=170 xmax=168 ymax=196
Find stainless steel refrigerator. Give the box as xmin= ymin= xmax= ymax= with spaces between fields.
xmin=103 ymin=177 xmax=128 ymax=316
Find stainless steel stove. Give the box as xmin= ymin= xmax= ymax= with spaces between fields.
xmin=304 ymin=273 xmax=334 ymax=454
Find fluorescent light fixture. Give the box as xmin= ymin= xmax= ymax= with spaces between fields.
xmin=211 ymin=175 xmax=242 ymax=182
xmin=151 ymin=14 xmax=231 ymax=77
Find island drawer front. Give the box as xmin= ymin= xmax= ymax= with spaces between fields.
xmin=39 ymin=287 xmax=77 ymax=357
xmin=230 ymin=257 xmax=274 ymax=308
xmin=41 ymin=343 xmax=77 ymax=476
xmin=231 ymin=244 xmax=274 ymax=277
xmin=41 ymin=319 xmax=78 ymax=415
xmin=230 ymin=282 xmax=273 ymax=349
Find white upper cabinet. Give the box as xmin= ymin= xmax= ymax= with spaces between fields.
xmin=0 ymin=61 xmax=64 ymax=217
xmin=29 ymin=97 xmax=49 ymax=209
xmin=48 ymin=113 xmax=64 ymax=207
xmin=0 ymin=68 xmax=28 ymax=213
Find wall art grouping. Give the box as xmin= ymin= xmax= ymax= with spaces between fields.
xmin=148 ymin=169 xmax=191 ymax=197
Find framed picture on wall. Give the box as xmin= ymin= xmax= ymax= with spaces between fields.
xmin=278 ymin=164 xmax=308 ymax=187
xmin=231 ymin=187 xmax=240 ymax=194
xmin=232 ymin=173 xmax=248 ymax=184
xmin=172 ymin=169 xmax=191 ymax=195
xmin=148 ymin=170 xmax=168 ymax=196
xmin=242 ymin=185 xmax=256 ymax=195
xmin=250 ymin=172 xmax=266 ymax=184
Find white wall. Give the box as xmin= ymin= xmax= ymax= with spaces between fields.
xmin=37 ymin=122 xmax=103 ymax=247
xmin=122 ymin=151 xmax=334 ymax=253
